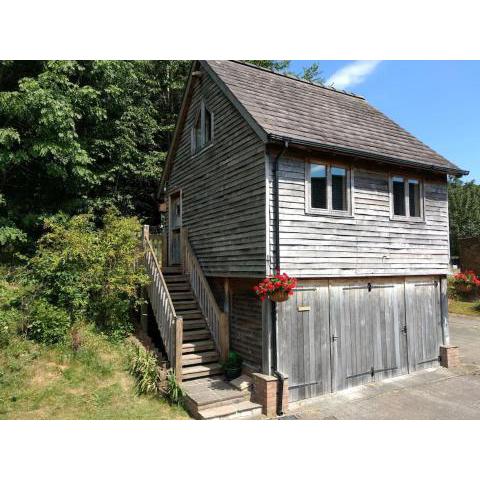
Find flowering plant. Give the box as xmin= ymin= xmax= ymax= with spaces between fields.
xmin=253 ymin=272 xmax=297 ymax=301
xmin=451 ymin=270 xmax=480 ymax=296
xmin=452 ymin=270 xmax=480 ymax=286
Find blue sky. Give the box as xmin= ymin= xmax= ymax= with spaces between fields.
xmin=290 ymin=61 xmax=480 ymax=181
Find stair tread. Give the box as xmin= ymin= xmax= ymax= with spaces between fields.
xmin=182 ymin=363 xmax=222 ymax=374
xmin=198 ymin=401 xmax=262 ymax=420
xmin=183 ymin=330 xmax=211 ymax=341
xmin=182 ymin=351 xmax=219 ymax=366
xmin=182 ymin=340 xmax=215 ymax=353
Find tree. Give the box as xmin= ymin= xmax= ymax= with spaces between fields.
xmin=0 ymin=61 xmax=190 ymax=245
xmin=448 ymin=177 xmax=480 ymax=255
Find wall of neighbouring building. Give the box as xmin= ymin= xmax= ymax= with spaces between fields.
xmin=458 ymin=237 xmax=480 ymax=273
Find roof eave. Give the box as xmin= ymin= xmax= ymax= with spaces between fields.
xmin=267 ymin=134 xmax=469 ymax=177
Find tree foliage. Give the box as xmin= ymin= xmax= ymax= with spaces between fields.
xmin=448 ymin=177 xmax=480 ymax=255
xmin=0 ymin=60 xmax=191 ymax=246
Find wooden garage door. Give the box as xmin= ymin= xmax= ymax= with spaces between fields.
xmin=405 ymin=277 xmax=443 ymax=371
xmin=330 ymin=279 xmax=409 ymax=392
xmin=277 ymin=283 xmax=331 ymax=402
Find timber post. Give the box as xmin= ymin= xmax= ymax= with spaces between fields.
xmin=175 ymin=316 xmax=183 ymax=382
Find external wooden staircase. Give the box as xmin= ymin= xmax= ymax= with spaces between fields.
xmin=161 ymin=267 xmax=223 ymax=380
xmin=142 ymin=226 xmax=263 ymax=419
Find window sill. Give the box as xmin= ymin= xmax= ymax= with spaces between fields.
xmin=305 ymin=207 xmax=354 ymax=219
xmin=191 ymin=142 xmax=214 ymax=158
xmin=390 ymin=216 xmax=425 ymax=224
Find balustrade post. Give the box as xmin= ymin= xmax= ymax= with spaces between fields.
xmin=219 ymin=312 xmax=229 ymax=363
xmin=142 ymin=224 xmax=150 ymax=245
xmin=175 ymin=316 xmax=183 ymax=383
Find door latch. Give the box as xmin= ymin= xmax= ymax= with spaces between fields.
xmin=401 ymin=325 xmax=407 ymax=334
xmin=332 ymin=335 xmax=339 ymax=342
xmin=367 ymin=282 xmax=372 ymax=292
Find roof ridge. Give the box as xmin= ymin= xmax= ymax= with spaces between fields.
xmin=230 ymin=60 xmax=365 ymax=100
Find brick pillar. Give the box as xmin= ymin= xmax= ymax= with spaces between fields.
xmin=251 ymin=373 xmax=288 ymax=417
xmin=440 ymin=345 xmax=460 ymax=368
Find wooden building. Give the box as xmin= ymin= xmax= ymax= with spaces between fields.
xmin=145 ymin=60 xmax=467 ymax=413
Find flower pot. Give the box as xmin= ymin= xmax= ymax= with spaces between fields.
xmin=269 ymin=291 xmax=289 ymax=303
xmin=225 ymin=366 xmax=242 ymax=381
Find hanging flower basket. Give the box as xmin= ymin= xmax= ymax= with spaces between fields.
xmin=253 ymin=272 xmax=297 ymax=302
xmin=269 ymin=290 xmax=290 ymax=303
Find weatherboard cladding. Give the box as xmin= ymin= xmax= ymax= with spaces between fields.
xmin=167 ymin=65 xmax=267 ymax=277
xmin=204 ymin=60 xmax=463 ymax=175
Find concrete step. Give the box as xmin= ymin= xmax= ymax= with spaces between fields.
xmin=182 ymin=363 xmax=223 ymax=380
xmin=198 ymin=401 xmax=262 ymax=420
xmin=182 ymin=340 xmax=215 ymax=353
xmin=183 ymin=329 xmax=211 ymax=341
xmin=182 ymin=351 xmax=219 ymax=366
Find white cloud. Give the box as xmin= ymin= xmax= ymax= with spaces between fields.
xmin=326 ymin=60 xmax=381 ymax=90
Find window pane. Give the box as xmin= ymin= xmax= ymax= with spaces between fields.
xmin=311 ymin=164 xmax=327 ymax=209
xmin=194 ymin=113 xmax=202 ymax=151
xmin=331 ymin=167 xmax=347 ymax=211
xmin=409 ymin=179 xmax=421 ymax=217
xmin=393 ymin=176 xmax=405 ymax=216
xmin=204 ymin=109 xmax=212 ymax=144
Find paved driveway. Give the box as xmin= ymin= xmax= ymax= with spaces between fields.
xmin=290 ymin=314 xmax=480 ymax=420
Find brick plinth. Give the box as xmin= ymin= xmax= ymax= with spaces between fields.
xmin=251 ymin=373 xmax=288 ymax=417
xmin=440 ymin=345 xmax=460 ymax=368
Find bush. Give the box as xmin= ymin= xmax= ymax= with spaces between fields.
xmin=23 ymin=210 xmax=148 ymax=341
xmin=128 ymin=343 xmax=161 ymax=396
xmin=165 ymin=369 xmax=184 ymax=406
xmin=449 ymin=270 xmax=480 ymax=300
xmin=26 ymin=299 xmax=71 ymax=344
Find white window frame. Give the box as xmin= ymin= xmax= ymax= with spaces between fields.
xmin=191 ymin=100 xmax=214 ymax=155
xmin=389 ymin=175 xmax=425 ymax=222
xmin=305 ymin=160 xmax=354 ymax=217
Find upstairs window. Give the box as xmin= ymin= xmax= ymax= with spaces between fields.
xmin=191 ymin=101 xmax=213 ymax=154
xmin=390 ymin=175 xmax=423 ymax=220
xmin=306 ymin=161 xmax=352 ymax=215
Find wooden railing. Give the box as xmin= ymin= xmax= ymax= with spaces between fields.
xmin=142 ymin=226 xmax=183 ymax=382
xmin=180 ymin=227 xmax=229 ymax=362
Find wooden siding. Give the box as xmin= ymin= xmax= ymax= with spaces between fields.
xmin=167 ymin=65 xmax=267 ymax=277
xmin=268 ymin=153 xmax=450 ymax=277
xmin=230 ymin=280 xmax=263 ymax=370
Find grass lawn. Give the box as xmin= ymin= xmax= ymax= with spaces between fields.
xmin=0 ymin=326 xmax=189 ymax=420
xmin=448 ymin=298 xmax=480 ymax=317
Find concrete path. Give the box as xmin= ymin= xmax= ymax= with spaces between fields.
xmin=290 ymin=314 xmax=480 ymax=420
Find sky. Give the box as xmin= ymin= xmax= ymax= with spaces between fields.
xmin=290 ymin=61 xmax=480 ymax=182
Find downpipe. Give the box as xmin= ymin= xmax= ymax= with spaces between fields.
xmin=271 ymin=141 xmax=288 ymax=416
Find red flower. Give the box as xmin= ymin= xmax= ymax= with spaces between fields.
xmin=253 ymin=272 xmax=298 ymax=301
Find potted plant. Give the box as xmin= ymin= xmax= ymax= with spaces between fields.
xmin=223 ymin=351 xmax=243 ymax=381
xmin=253 ymin=271 xmax=297 ymax=302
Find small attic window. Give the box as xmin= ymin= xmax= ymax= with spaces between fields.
xmin=191 ymin=101 xmax=214 ymax=154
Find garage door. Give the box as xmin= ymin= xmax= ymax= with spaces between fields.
xmin=405 ymin=277 xmax=443 ymax=371
xmin=329 ymin=279 xmax=409 ymax=391
xmin=277 ymin=282 xmax=331 ymax=402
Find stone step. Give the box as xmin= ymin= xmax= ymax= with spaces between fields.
xmin=182 ymin=319 xmax=207 ymax=331
xmin=182 ymin=363 xmax=223 ymax=380
xmin=182 ymin=351 xmax=219 ymax=366
xmin=183 ymin=329 xmax=211 ymax=341
xmin=198 ymin=401 xmax=263 ymax=420
xmin=182 ymin=340 xmax=215 ymax=353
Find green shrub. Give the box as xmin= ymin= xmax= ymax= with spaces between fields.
xmin=23 ymin=210 xmax=148 ymax=341
xmin=165 ymin=369 xmax=184 ymax=406
xmin=26 ymin=299 xmax=70 ymax=344
xmin=128 ymin=343 xmax=161 ymax=396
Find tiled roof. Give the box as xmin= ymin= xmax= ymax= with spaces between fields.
xmin=204 ymin=60 xmax=466 ymax=175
